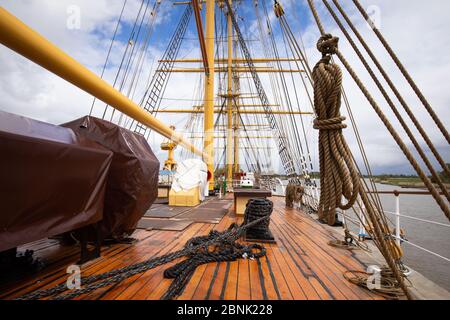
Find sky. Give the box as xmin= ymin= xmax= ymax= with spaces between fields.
xmin=0 ymin=0 xmax=449 ymax=175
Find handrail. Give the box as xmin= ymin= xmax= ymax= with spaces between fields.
xmin=392 ymin=236 xmax=450 ymax=263
xmin=384 ymin=211 xmax=450 ymax=228
xmin=367 ymin=190 xmax=448 ymax=196
xmin=292 ymin=183 xmax=450 ymax=264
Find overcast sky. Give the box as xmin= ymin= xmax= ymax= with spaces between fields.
xmin=0 ymin=0 xmax=448 ymax=175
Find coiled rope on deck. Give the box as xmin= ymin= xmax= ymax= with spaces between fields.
xmin=344 ymin=267 xmax=409 ymax=300
xmin=16 ymin=205 xmax=272 ymax=300
xmin=16 ymin=216 xmax=270 ymax=300
xmin=312 ymin=34 xmax=360 ymax=226
xmin=162 ymin=226 xmax=266 ymax=300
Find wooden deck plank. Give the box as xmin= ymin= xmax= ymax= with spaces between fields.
xmin=269 ymin=223 xmax=321 ymax=299
xmin=205 ymin=261 xmax=227 ymax=300
xmin=263 ymin=246 xmax=293 ymax=300
xmin=116 ymin=224 xmax=210 ymax=300
xmin=222 ymin=261 xmax=238 ymax=300
xmin=257 ymin=256 xmax=280 ymax=300
xmin=274 ymin=216 xmax=375 ymax=300
xmin=1 ymin=232 xmax=156 ymax=300
xmin=275 ymin=216 xmax=376 ymax=300
xmin=236 ymin=259 xmax=251 ymax=300
xmin=75 ymin=231 xmax=173 ymax=300
xmin=249 ymin=256 xmax=264 ymax=300
xmin=0 ymin=197 xmax=385 ymax=300
xmin=269 ymin=244 xmax=307 ymax=299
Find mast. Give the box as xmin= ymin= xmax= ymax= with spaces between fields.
xmin=233 ymin=73 xmax=240 ymax=176
xmin=226 ymin=0 xmax=234 ymax=189
xmin=203 ymin=0 xmax=215 ymax=191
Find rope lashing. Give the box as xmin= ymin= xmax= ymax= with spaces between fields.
xmin=162 ymin=225 xmax=266 ymax=300
xmin=312 ymin=34 xmax=360 ymax=226
xmin=316 ymin=33 xmax=339 ymax=56
xmin=244 ymin=198 xmax=275 ymax=241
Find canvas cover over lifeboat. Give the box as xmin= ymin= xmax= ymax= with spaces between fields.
xmin=62 ymin=116 xmax=160 ymax=240
xmin=0 ymin=111 xmax=113 ymax=252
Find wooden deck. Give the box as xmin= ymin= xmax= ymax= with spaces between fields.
xmin=0 ymin=197 xmax=383 ymax=300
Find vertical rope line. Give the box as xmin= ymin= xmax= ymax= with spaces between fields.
xmin=323 ymin=0 xmax=450 ymax=202
xmin=306 ymin=0 xmax=413 ymax=300
xmin=89 ymin=0 xmax=128 ymax=116
xmin=351 ymin=0 xmax=450 ymax=145
xmin=332 ymin=0 xmax=449 ymax=178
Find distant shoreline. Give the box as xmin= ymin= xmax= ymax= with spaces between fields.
xmin=372 ymin=177 xmax=450 ymax=189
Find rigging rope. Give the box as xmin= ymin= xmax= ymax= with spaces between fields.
xmin=312 ymin=34 xmax=360 ymax=226
xmin=225 ymin=0 xmax=297 ymax=177
xmin=306 ymin=0 xmax=450 ymax=222
xmin=89 ymin=0 xmax=128 ymax=116
xmin=351 ymin=0 xmax=450 ymax=145
xmin=307 ymin=0 xmax=412 ymax=300
xmin=321 ymin=0 xmax=450 ymax=203
xmin=101 ymin=0 xmax=147 ymax=119
xmin=331 ymin=0 xmax=449 ymax=180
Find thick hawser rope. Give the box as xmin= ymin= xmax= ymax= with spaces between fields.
xmin=312 ymin=35 xmax=360 ymax=226
xmin=307 ymin=0 xmax=413 ymax=299
xmin=321 ymin=0 xmax=450 ymax=203
xmin=306 ymin=0 xmax=450 ymax=222
xmin=16 ymin=212 xmax=272 ymax=300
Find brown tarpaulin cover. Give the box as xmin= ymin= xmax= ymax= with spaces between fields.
xmin=0 ymin=111 xmax=113 ymax=252
xmin=62 ymin=116 xmax=159 ymax=240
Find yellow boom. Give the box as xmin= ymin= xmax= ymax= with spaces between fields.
xmin=0 ymin=7 xmax=208 ymax=160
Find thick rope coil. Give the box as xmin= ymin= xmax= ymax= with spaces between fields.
xmin=316 ymin=33 xmax=339 ymax=56
xmin=312 ymin=34 xmax=360 ymax=226
xmin=161 ymin=199 xmax=274 ymax=299
xmin=344 ymin=267 xmax=410 ymax=300
xmin=161 ymin=224 xmax=266 ymax=300
xmin=15 ymin=214 xmax=271 ymax=300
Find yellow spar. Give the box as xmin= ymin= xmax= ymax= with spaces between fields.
xmin=0 ymin=6 xmax=209 ymax=161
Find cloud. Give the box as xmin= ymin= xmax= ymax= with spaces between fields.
xmin=0 ymin=0 xmax=448 ymax=175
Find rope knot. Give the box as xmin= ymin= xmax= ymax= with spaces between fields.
xmin=317 ymin=33 xmax=339 ymax=57
xmin=313 ymin=116 xmax=347 ymax=131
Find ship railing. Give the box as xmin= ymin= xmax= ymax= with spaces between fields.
xmin=342 ymin=190 xmax=450 ymax=264
xmin=269 ymin=182 xmax=450 ymax=263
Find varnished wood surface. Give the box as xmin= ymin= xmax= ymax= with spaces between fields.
xmin=0 ymin=197 xmax=383 ymax=300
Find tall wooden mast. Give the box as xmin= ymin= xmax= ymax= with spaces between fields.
xmin=226 ymin=0 xmax=234 ymax=188
xmin=203 ymin=0 xmax=215 ymax=190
